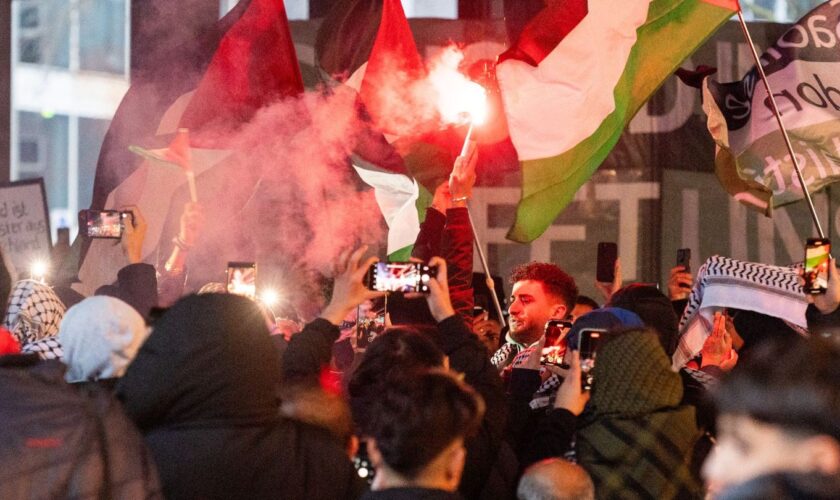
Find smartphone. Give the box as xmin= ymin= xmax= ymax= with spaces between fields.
xmin=804 ymin=238 xmax=831 ymax=295
xmin=544 ymin=319 xmax=573 ymax=346
xmin=596 ymin=242 xmax=618 ymax=283
xmin=365 ymin=262 xmax=435 ymax=293
xmin=79 ymin=210 xmax=130 ymax=239
xmin=227 ymin=261 xmax=257 ymax=299
xmin=540 ymin=345 xmax=565 ymax=366
xmin=677 ymin=248 xmax=692 ymax=275
xmin=578 ymin=328 xmax=609 ymax=391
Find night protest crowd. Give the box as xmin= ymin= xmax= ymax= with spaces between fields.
xmin=1 ymin=149 xmax=839 ymax=500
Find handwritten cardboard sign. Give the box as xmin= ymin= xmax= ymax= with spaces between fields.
xmin=0 ymin=179 xmax=52 ymax=274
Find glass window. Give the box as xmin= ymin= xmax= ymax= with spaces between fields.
xmin=16 ymin=0 xmax=70 ymax=68
xmin=17 ymin=111 xmax=69 ymax=210
xmin=79 ymin=0 xmax=126 ymax=74
xmin=741 ymin=0 xmax=826 ymax=21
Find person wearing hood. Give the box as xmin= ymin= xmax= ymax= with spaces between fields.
xmin=525 ymin=328 xmax=702 ymax=499
xmin=506 ymin=308 xmax=644 ymax=464
xmin=59 ymin=295 xmax=148 ymax=391
xmin=0 ymin=353 xmax=162 ymax=497
xmin=116 ymin=293 xmax=365 ymax=499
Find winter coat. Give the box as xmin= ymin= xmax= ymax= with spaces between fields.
xmin=117 ymin=293 xmax=365 ymax=499
xmin=0 ymin=355 xmax=162 ymax=498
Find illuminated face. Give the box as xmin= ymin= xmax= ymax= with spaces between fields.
xmin=508 ymin=280 xmax=567 ymax=346
xmin=703 ymin=414 xmax=837 ymax=492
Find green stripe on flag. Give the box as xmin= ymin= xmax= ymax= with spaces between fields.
xmin=508 ymin=0 xmax=734 ymax=242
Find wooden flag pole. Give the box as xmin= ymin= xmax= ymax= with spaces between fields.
xmin=735 ymin=9 xmax=826 ymax=239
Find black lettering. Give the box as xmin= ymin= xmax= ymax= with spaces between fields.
xmin=814 ymin=74 xmax=840 ymax=111
xmin=11 ymin=201 xmax=28 ymax=219
xmin=765 ymin=89 xmax=802 ymax=113
xmin=797 ymin=81 xmax=828 ymax=108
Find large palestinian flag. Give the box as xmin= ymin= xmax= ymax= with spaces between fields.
xmin=703 ymin=1 xmax=840 ymax=215
xmin=496 ymin=0 xmax=739 ymax=243
xmin=76 ymin=0 xmax=304 ymax=293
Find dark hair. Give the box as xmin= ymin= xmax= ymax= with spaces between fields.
xmin=509 ymin=262 xmax=578 ymax=309
xmin=366 ymin=371 xmax=484 ymax=478
xmin=348 ymin=326 xmax=445 ymax=433
xmin=575 ymin=295 xmax=600 ymax=310
xmin=714 ymin=336 xmax=840 ymax=440
xmin=607 ymin=284 xmax=679 ymax=356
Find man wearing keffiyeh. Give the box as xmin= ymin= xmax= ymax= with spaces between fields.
xmin=491 ymin=262 xmax=578 ymax=372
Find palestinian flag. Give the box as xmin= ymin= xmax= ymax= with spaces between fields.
xmin=317 ymin=0 xmax=435 ymax=259
xmin=496 ymin=0 xmax=739 ymax=243
xmin=703 ymin=1 xmax=840 ymax=214
xmin=76 ymin=0 xmax=303 ymax=293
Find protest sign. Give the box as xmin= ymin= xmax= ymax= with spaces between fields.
xmin=0 ymin=178 xmax=52 ymax=275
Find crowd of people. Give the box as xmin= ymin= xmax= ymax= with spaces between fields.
xmin=0 ymin=147 xmax=838 ymax=499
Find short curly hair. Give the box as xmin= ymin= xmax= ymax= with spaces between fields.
xmin=509 ymin=262 xmax=578 ymax=310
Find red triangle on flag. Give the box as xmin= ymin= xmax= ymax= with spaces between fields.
xmin=358 ymin=0 xmax=427 ymax=136
xmin=179 ymin=0 xmax=304 ymax=132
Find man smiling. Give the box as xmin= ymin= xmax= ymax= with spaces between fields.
xmin=491 ymin=262 xmax=578 ymax=370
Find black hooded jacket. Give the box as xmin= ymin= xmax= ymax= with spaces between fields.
xmin=117 ymin=294 xmax=364 ymax=499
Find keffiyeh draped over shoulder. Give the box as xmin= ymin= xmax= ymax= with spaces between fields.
xmin=3 ymin=280 xmax=66 ymax=350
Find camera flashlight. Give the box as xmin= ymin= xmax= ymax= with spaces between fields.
xmin=30 ymin=260 xmax=48 ymax=284
xmin=260 ymin=288 xmax=281 ymax=308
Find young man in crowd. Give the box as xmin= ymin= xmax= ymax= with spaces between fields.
xmin=361 ymin=371 xmax=485 ymax=500
xmin=703 ymin=336 xmax=840 ymax=498
xmin=491 ymin=262 xmax=578 ymax=371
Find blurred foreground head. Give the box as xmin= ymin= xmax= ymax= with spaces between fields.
xmin=117 ymin=293 xmax=279 ymax=431
xmin=365 ymin=370 xmax=484 ymax=492
xmin=704 ymin=336 xmax=840 ymax=496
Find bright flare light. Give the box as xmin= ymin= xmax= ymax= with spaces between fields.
xmin=429 ymin=47 xmax=488 ymax=126
xmin=260 ymin=288 xmax=281 ymax=308
xmin=30 ymin=260 xmax=48 ymax=283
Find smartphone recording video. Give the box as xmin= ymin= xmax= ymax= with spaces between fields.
xmin=578 ymin=328 xmax=609 ymax=391
xmin=804 ymin=238 xmax=830 ymax=295
xmin=80 ymin=210 xmax=128 ymax=239
xmin=227 ymin=262 xmax=257 ymax=299
xmin=540 ymin=346 xmax=564 ymax=366
xmin=544 ymin=319 xmax=572 ymax=346
xmin=366 ymin=262 xmax=435 ymax=294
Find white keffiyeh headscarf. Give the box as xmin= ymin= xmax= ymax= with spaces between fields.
xmin=3 ymin=279 xmax=66 ymax=347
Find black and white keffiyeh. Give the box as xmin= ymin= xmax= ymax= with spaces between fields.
xmin=3 ymin=279 xmax=66 ymax=345
xmin=672 ymin=256 xmax=808 ymax=369
xmin=21 ymin=337 xmax=64 ymax=360
xmin=491 ymin=342 xmax=522 ymax=370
